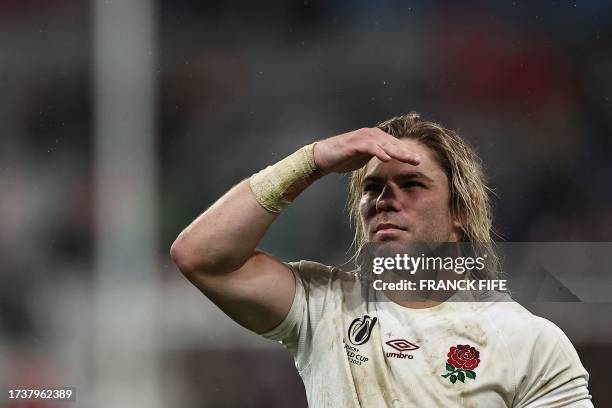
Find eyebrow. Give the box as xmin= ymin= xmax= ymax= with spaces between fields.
xmin=362 ymin=171 xmax=434 ymax=185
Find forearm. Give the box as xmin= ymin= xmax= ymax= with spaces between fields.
xmin=170 ymin=144 xmax=323 ymax=275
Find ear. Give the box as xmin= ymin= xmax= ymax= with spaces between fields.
xmin=450 ymin=218 xmax=463 ymax=242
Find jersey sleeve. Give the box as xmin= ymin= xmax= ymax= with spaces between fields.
xmin=260 ymin=260 xmax=335 ymax=371
xmin=513 ymin=318 xmax=593 ymax=408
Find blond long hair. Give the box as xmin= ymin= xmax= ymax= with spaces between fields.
xmin=347 ymin=112 xmax=498 ymax=279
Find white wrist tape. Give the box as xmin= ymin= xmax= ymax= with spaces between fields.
xmin=249 ymin=143 xmax=323 ymax=213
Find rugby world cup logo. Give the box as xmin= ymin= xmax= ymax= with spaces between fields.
xmin=348 ymin=315 xmax=378 ymax=346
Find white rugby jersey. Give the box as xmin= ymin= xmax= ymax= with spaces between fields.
xmin=262 ymin=261 xmax=593 ymax=407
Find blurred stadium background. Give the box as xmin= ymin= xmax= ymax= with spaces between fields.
xmin=0 ymin=1 xmax=611 ymax=407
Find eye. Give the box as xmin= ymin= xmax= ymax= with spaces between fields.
xmin=403 ymin=181 xmax=425 ymax=189
xmin=363 ymin=183 xmax=382 ymax=194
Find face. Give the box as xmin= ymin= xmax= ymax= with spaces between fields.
xmin=359 ymin=138 xmax=462 ymax=243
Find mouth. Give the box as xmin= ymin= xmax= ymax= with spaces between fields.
xmin=374 ymin=223 xmax=407 ymax=234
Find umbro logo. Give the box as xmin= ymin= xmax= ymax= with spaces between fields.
xmin=385 ymin=339 xmax=419 ymax=360
xmin=386 ymin=339 xmax=419 ymax=352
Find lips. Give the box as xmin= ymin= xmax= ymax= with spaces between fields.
xmin=374 ymin=223 xmax=406 ymax=233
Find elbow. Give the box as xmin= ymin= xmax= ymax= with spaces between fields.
xmin=170 ymin=235 xmax=197 ymax=276
xmin=170 ymin=233 xmax=209 ymax=277
xmin=170 ymin=233 xmax=237 ymax=277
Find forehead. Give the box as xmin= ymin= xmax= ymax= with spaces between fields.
xmin=363 ymin=138 xmax=447 ymax=182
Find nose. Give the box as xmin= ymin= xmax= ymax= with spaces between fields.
xmin=375 ymin=185 xmax=400 ymax=212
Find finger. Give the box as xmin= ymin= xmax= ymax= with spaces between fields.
xmin=368 ymin=128 xmax=420 ymax=165
xmin=370 ymin=143 xmax=392 ymax=162
xmin=379 ymin=140 xmax=420 ymax=165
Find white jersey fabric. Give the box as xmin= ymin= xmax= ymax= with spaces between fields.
xmin=262 ymin=261 xmax=593 ymax=407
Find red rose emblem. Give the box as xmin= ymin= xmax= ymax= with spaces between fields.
xmin=447 ymin=344 xmax=480 ymax=370
xmin=442 ymin=344 xmax=480 ymax=384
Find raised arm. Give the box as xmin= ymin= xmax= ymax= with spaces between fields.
xmin=170 ymin=128 xmax=419 ymax=334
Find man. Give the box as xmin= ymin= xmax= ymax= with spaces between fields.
xmin=170 ymin=112 xmax=593 ymax=407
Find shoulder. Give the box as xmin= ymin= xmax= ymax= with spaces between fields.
xmin=477 ymin=300 xmax=591 ymax=405
xmin=486 ymin=304 xmax=593 ymax=406
xmin=478 ymin=301 xmax=587 ymax=376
